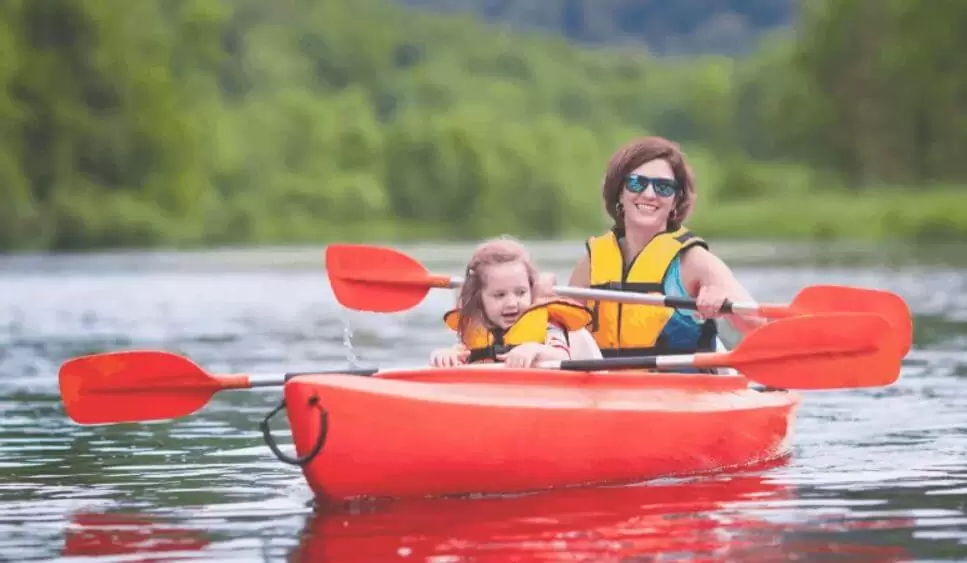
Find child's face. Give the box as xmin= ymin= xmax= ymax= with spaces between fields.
xmin=480 ymin=261 xmax=533 ymax=329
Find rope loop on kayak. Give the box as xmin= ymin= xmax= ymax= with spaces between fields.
xmin=259 ymin=394 xmax=329 ymax=467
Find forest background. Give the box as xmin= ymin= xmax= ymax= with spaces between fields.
xmin=1 ymin=0 xmax=964 ymax=252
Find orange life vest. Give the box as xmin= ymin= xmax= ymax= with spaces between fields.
xmin=585 ymin=227 xmax=718 ymax=357
xmin=443 ymin=300 xmax=593 ymax=363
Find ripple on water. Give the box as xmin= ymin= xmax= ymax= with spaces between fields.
xmin=1 ymin=249 xmax=966 ymax=560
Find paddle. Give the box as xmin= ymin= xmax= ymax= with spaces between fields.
xmin=324 ymin=243 xmax=913 ymax=354
xmin=59 ymin=312 xmax=899 ymax=426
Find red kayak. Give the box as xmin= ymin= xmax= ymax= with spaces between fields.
xmin=281 ymin=368 xmax=800 ymax=502
xmin=55 ymin=305 xmax=900 ymax=504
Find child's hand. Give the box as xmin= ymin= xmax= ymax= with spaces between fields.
xmin=538 ymin=272 xmax=557 ymax=296
xmin=430 ymin=345 xmax=469 ymax=368
xmin=497 ymin=343 xmax=545 ymax=368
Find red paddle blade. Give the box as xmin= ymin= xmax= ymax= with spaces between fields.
xmin=59 ymin=351 xmax=226 ymax=425
xmin=789 ymin=285 xmax=913 ymax=355
xmin=325 ymin=244 xmax=452 ymax=312
xmin=712 ymin=313 xmax=901 ymax=390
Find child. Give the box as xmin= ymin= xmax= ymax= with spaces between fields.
xmin=430 ymin=237 xmax=598 ymax=368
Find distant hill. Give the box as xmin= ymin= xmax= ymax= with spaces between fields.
xmin=395 ymin=0 xmax=795 ymax=55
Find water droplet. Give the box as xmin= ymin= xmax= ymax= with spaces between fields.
xmin=343 ymin=322 xmax=359 ymax=369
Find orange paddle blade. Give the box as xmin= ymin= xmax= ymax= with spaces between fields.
xmin=325 ymin=244 xmax=455 ymax=312
xmin=698 ymin=313 xmax=901 ymax=390
xmin=787 ymin=285 xmax=913 ymax=355
xmin=59 ymin=351 xmax=250 ymax=425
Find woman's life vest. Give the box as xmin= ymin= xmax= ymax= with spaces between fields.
xmin=585 ymin=227 xmax=718 ymax=357
xmin=443 ymin=300 xmax=593 ymax=364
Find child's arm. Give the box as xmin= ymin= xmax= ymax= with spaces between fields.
xmin=498 ymin=323 xmax=571 ymax=367
xmin=536 ymin=322 xmax=571 ymax=362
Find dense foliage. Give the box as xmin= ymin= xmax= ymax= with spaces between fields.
xmin=1 ymin=0 xmax=964 ymax=251
xmin=396 ymin=0 xmax=793 ymax=54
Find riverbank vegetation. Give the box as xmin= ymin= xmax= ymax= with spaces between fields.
xmin=1 ymin=0 xmax=965 ymax=251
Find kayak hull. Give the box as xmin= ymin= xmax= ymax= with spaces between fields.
xmin=281 ymin=368 xmax=799 ymax=501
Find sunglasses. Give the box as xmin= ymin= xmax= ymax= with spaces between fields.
xmin=625 ymin=174 xmax=680 ymax=198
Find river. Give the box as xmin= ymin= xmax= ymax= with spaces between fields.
xmin=1 ymin=240 xmax=965 ymax=561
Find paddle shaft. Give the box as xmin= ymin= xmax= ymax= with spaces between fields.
xmin=431 ymin=275 xmax=778 ymax=317
xmin=224 ymin=370 xmax=373 ymax=388
xmin=234 ymin=354 xmax=721 ymax=388
xmin=551 ymin=353 xmax=722 ymax=371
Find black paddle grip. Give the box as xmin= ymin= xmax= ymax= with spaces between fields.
xmin=662 ymin=296 xmax=735 ymax=314
xmin=559 ymin=356 xmax=660 ymax=371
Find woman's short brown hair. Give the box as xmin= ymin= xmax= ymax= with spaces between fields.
xmin=601 ymin=136 xmax=698 ymax=232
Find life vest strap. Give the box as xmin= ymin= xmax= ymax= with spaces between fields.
xmin=467 ymin=344 xmax=512 ymax=364
xmin=589 ymin=281 xmax=665 ymax=293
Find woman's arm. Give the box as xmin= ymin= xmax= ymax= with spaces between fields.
xmin=680 ymin=246 xmax=766 ymax=334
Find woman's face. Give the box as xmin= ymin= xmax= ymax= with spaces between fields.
xmin=618 ymin=158 xmax=678 ymax=233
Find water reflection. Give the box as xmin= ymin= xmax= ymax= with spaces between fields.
xmin=290 ymin=471 xmax=912 ymax=562
xmin=63 ymin=513 xmax=210 ymax=561
xmin=60 ymin=472 xmax=915 ymax=562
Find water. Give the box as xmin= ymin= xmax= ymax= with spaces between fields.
xmin=1 ymin=241 xmax=966 ymax=562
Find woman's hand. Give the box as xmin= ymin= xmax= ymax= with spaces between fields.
xmin=430 ymin=345 xmax=469 ymax=368
xmin=694 ymin=285 xmax=730 ymax=320
xmin=497 ymin=343 xmax=545 ymax=368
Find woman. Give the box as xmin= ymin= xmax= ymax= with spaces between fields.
xmin=567 ymin=136 xmax=763 ymax=358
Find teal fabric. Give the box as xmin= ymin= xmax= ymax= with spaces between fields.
xmin=660 ymin=255 xmax=705 ymax=350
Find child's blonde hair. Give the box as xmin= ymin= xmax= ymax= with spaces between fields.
xmin=455 ymin=236 xmax=542 ymax=339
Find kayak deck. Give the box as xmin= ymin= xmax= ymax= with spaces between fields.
xmin=281 ymin=368 xmax=800 ymax=501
